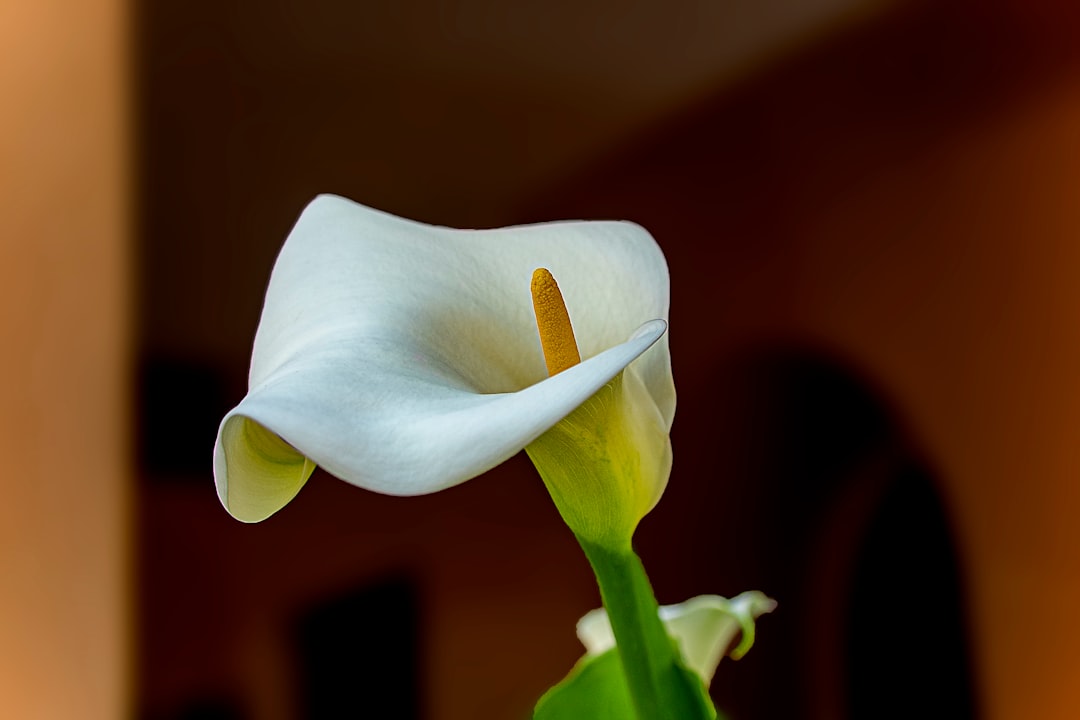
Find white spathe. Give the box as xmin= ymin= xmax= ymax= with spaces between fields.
xmin=576 ymin=592 xmax=778 ymax=685
xmin=214 ymin=195 xmax=674 ymax=522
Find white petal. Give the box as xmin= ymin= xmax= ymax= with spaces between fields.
xmin=576 ymin=592 xmax=777 ymax=686
xmin=214 ymin=195 xmax=673 ymax=522
xmin=576 ymin=606 xmax=619 ymax=657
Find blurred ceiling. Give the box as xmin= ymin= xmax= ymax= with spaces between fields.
xmin=139 ymin=0 xmax=891 ymax=364
xmin=142 ymin=0 xmax=891 ymax=221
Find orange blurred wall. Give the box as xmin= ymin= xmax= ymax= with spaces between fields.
xmin=794 ymin=70 xmax=1080 ymax=720
xmin=0 ymin=0 xmax=130 ymax=717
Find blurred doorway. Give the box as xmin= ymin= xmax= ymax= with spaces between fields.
xmin=716 ymin=351 xmax=979 ymax=719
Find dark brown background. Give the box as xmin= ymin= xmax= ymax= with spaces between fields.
xmin=136 ymin=2 xmax=1080 ymax=718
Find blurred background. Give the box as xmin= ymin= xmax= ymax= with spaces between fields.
xmin=5 ymin=0 xmax=1080 ymax=717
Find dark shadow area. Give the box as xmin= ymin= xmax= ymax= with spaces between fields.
xmin=143 ymin=695 xmax=248 ymax=720
xmin=139 ymin=357 xmax=232 ymax=480
xmin=708 ymin=352 xmax=978 ymax=719
xmin=293 ymin=577 xmax=422 ymax=719
xmin=847 ymin=464 xmax=977 ymax=719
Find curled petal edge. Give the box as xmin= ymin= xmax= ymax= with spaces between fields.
xmin=214 ymin=319 xmax=668 ymax=522
xmin=576 ymin=591 xmax=778 ymax=685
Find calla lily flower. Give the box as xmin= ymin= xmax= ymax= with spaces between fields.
xmin=576 ymin=592 xmax=778 ymax=686
xmin=214 ymin=194 xmax=674 ymax=543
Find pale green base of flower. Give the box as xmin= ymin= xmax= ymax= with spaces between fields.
xmin=525 ymin=372 xmax=671 ymax=551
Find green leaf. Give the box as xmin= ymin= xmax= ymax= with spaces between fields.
xmin=534 ymin=648 xmax=716 ymax=720
xmin=533 ymin=649 xmax=633 ymax=719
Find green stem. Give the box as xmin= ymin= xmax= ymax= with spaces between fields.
xmin=577 ymin=537 xmax=713 ymax=720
